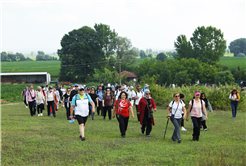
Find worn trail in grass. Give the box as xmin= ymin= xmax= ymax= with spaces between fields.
xmin=1 ymin=103 xmax=246 ymax=165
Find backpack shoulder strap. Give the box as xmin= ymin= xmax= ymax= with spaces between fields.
xmin=172 ymin=100 xmax=175 ymax=106
xmin=191 ymin=99 xmax=194 ymax=112
xmin=116 ymin=99 xmax=120 ymax=109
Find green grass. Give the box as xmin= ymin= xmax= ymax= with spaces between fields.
xmin=219 ymin=57 xmax=246 ymax=69
xmin=1 ymin=61 xmax=61 ymax=78
xmin=1 ymin=102 xmax=246 ymax=165
xmin=223 ymin=53 xmax=234 ymax=57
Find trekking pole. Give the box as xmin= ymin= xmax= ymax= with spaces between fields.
xmin=164 ymin=116 xmax=170 ymax=139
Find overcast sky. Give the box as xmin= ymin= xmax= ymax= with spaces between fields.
xmin=1 ymin=0 xmax=246 ymax=54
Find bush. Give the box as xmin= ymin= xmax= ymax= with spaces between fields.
xmin=138 ymin=76 xmax=246 ymax=111
xmin=236 ymin=53 xmax=245 ymax=57
xmin=215 ymin=70 xmax=235 ymax=85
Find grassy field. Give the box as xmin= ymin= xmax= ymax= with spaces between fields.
xmin=1 ymin=102 xmax=246 ymax=165
xmin=219 ymin=57 xmax=246 ymax=69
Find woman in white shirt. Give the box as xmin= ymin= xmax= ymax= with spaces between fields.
xmin=127 ymin=86 xmax=135 ymax=107
xmin=229 ymin=89 xmax=240 ymax=118
xmin=167 ymin=92 xmax=186 ymax=143
xmin=36 ymin=86 xmax=45 ymax=117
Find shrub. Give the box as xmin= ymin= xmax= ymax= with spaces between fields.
xmin=236 ymin=53 xmax=245 ymax=57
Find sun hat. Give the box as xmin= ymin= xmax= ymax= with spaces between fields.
xmin=194 ymin=91 xmax=200 ymax=96
xmin=145 ymin=84 xmax=149 ymax=87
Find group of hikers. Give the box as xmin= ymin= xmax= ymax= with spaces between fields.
xmin=22 ymin=82 xmax=241 ymax=142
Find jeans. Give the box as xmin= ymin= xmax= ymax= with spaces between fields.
xmin=231 ymin=100 xmax=238 ymax=117
xmin=47 ymin=101 xmax=55 ymax=116
xmin=89 ymin=105 xmax=94 ymax=119
xmin=28 ymin=100 xmax=36 ymax=116
xmin=171 ymin=118 xmax=182 ymax=140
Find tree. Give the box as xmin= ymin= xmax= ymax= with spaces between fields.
xmin=132 ymin=47 xmax=140 ymax=57
xmin=174 ymin=70 xmax=191 ymax=86
xmin=8 ymin=53 xmax=16 ymax=61
xmin=236 ymin=53 xmax=245 ymax=57
xmin=94 ymin=23 xmax=118 ymax=60
xmin=148 ymin=53 xmax=153 ymax=58
xmin=215 ymin=70 xmax=235 ymax=85
xmin=174 ymin=35 xmax=193 ymax=60
xmin=156 ymin=52 xmax=167 ymax=62
xmin=58 ymin=26 xmax=104 ymax=82
xmin=140 ymin=50 xmax=147 ymax=58
xmin=1 ymin=52 xmax=10 ymax=61
xmin=228 ymin=38 xmax=246 ymax=56
xmin=174 ymin=26 xmax=227 ymax=65
xmin=16 ymin=52 xmax=26 ymax=61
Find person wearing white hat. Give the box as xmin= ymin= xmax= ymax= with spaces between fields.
xmin=141 ymin=84 xmax=150 ymax=93
xmin=127 ymin=86 xmax=135 ymax=107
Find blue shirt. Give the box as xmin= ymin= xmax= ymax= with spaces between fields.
xmin=96 ymin=90 xmax=104 ymax=100
xmin=71 ymin=94 xmax=92 ymax=106
xmin=141 ymin=88 xmax=149 ymax=92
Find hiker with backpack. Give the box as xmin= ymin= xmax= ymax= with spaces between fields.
xmin=46 ymin=86 xmax=57 ymax=117
xmin=200 ymin=93 xmax=213 ymax=130
xmin=229 ymin=89 xmax=240 ymax=118
xmin=132 ymin=86 xmax=144 ymax=123
xmin=186 ymin=91 xmax=208 ymax=141
xmin=167 ymin=92 xmax=186 ymax=143
xmin=96 ymin=86 xmax=104 ymax=116
xmin=70 ymin=86 xmax=95 ymax=141
xmin=88 ymin=87 xmax=99 ymax=120
xmin=141 ymin=84 xmax=150 ymax=93
xmin=138 ymin=90 xmax=157 ymax=137
xmin=112 ymin=91 xmax=135 ymax=138
xmin=26 ymin=84 xmax=37 ymax=116
xmin=114 ymin=85 xmax=122 ymax=101
xmin=62 ymin=87 xmax=72 ymax=120
xmin=102 ymin=88 xmax=113 ymax=120
xmin=179 ymin=94 xmax=187 ymax=131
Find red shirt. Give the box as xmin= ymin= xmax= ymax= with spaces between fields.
xmin=114 ymin=99 xmax=132 ymax=117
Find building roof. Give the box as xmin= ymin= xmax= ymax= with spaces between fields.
xmin=1 ymin=72 xmax=50 ymax=76
xmin=118 ymin=70 xmax=137 ymax=78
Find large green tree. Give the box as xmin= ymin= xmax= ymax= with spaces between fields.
xmin=174 ymin=26 xmax=226 ymax=65
xmin=140 ymin=50 xmax=147 ymax=58
xmin=228 ymin=38 xmax=246 ymax=56
xmin=156 ymin=52 xmax=167 ymax=62
xmin=58 ymin=26 xmax=104 ymax=82
xmin=1 ymin=52 xmax=10 ymax=61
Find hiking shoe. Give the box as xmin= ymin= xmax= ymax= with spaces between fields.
xmin=178 ymin=139 xmax=181 ymax=143
xmin=181 ymin=127 xmax=187 ymax=131
xmin=171 ymin=138 xmax=176 ymax=141
xmin=53 ymin=114 xmax=56 ymax=117
xmin=50 ymin=113 xmax=53 ymax=116
xmin=40 ymin=113 xmax=43 ymax=116
xmin=204 ymin=128 xmax=207 ymax=131
xmin=25 ymin=106 xmax=28 ymax=108
xmin=38 ymin=114 xmax=40 ymax=117
xmin=122 ymin=135 xmax=126 ymax=138
xmin=146 ymin=135 xmax=150 ymax=137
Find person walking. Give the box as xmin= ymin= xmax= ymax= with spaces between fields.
xmin=200 ymin=93 xmax=213 ymax=130
xmin=179 ymin=94 xmax=187 ymax=131
xmin=167 ymin=93 xmax=186 ymax=143
xmin=127 ymin=86 xmax=135 ymax=107
xmin=88 ymin=87 xmax=99 ymax=120
xmin=22 ymin=87 xmax=28 ymax=108
xmin=96 ymin=86 xmax=104 ymax=116
xmin=102 ymin=88 xmax=113 ymax=120
xmin=26 ymin=84 xmax=37 ymax=116
xmin=114 ymin=85 xmax=122 ymax=101
xmin=132 ymin=86 xmax=144 ymax=123
xmin=138 ymin=90 xmax=157 ymax=136
xmin=112 ymin=91 xmax=135 ymax=138
xmin=141 ymin=84 xmax=150 ymax=93
xmin=36 ymin=86 xmax=45 ymax=117
xmin=229 ymin=89 xmax=240 ymax=118
xmin=54 ymin=87 xmax=61 ymax=109
xmin=70 ymin=84 xmax=79 ymax=118
xmin=62 ymin=87 xmax=71 ymax=120
xmin=70 ymin=86 xmax=95 ymax=141
xmin=186 ymin=91 xmax=208 ymax=141
xmin=46 ymin=86 xmax=57 ymax=117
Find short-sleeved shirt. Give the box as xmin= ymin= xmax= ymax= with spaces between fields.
xmin=114 ymin=99 xmax=132 ymax=117
xmin=169 ymin=100 xmax=186 ymax=119
xmin=96 ymin=90 xmax=104 ymax=100
xmin=114 ymin=90 xmax=121 ymax=101
xmin=189 ymin=99 xmax=204 ymax=118
xmin=63 ymin=93 xmax=70 ymax=102
xmin=103 ymin=94 xmax=113 ymax=107
xmin=26 ymin=90 xmax=37 ymax=102
xmin=71 ymin=94 xmax=92 ymax=106
xmin=133 ymin=91 xmax=144 ymax=105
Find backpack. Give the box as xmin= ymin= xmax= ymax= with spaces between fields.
xmin=135 ymin=91 xmax=144 ymax=100
xmin=171 ymin=100 xmax=184 ymax=107
xmin=190 ymin=99 xmax=203 ymax=113
xmin=116 ymin=99 xmax=130 ymax=114
xmin=28 ymin=90 xmax=36 ymax=100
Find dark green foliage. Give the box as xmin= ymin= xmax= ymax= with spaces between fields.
xmin=140 ymin=50 xmax=147 ymax=58
xmin=36 ymin=51 xmax=57 ymax=61
xmin=174 ymin=26 xmax=227 ymax=65
xmin=1 ymin=52 xmax=10 ymax=61
xmin=215 ymin=70 xmax=235 ymax=85
xmin=156 ymin=52 xmax=167 ymax=62
xmin=148 ymin=53 xmax=153 ymax=58
xmin=229 ymin=38 xmax=246 ymax=56
xmin=173 ymin=70 xmax=191 ymax=86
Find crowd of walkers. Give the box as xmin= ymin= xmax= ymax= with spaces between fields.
xmin=22 ymin=83 xmax=241 ymax=142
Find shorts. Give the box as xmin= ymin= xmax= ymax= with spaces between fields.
xmin=75 ymin=115 xmax=88 ymax=125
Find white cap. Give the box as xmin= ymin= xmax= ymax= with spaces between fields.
xmin=145 ymin=84 xmax=149 ymax=87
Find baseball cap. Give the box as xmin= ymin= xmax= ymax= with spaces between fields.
xmin=79 ymin=86 xmax=84 ymax=91
xmin=145 ymin=84 xmax=149 ymax=87
xmin=74 ymin=84 xmax=78 ymax=87
xmin=86 ymin=87 xmax=90 ymax=91
xmin=49 ymin=86 xmax=53 ymax=89
xmin=194 ymin=91 xmax=200 ymax=96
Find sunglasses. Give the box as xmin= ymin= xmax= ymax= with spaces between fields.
xmin=175 ymin=95 xmax=180 ymax=97
xmin=146 ymin=93 xmax=150 ymax=95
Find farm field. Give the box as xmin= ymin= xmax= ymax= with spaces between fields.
xmin=219 ymin=57 xmax=246 ymax=69
xmin=1 ymin=102 xmax=246 ymax=165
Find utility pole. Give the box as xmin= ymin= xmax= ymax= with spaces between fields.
xmin=114 ymin=62 xmax=116 ymax=79
xmin=119 ymin=59 xmax=122 ymax=85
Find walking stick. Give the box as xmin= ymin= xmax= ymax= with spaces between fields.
xmin=164 ymin=116 xmax=170 ymax=139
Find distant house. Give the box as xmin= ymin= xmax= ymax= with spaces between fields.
xmin=1 ymin=72 xmax=51 ymax=84
xmin=118 ymin=70 xmax=138 ymax=86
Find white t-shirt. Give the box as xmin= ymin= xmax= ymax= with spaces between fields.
xmin=133 ymin=91 xmax=144 ymax=105
xmin=169 ymin=100 xmax=186 ymax=119
xmin=229 ymin=94 xmax=237 ymax=100
xmin=61 ymin=88 xmax=66 ymax=95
